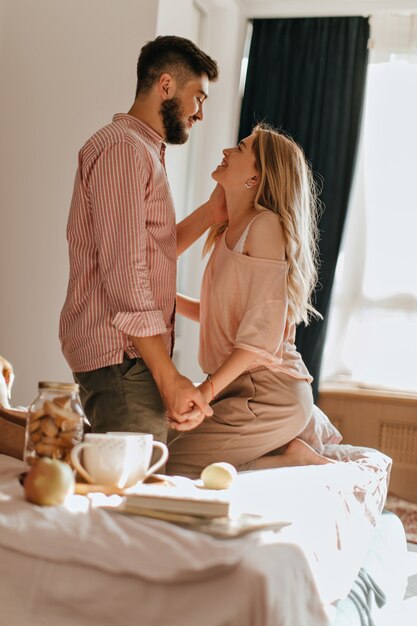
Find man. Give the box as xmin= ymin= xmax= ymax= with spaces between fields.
xmin=59 ymin=36 xmax=220 ymax=443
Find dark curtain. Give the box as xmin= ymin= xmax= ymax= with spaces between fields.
xmin=239 ymin=17 xmax=369 ymax=398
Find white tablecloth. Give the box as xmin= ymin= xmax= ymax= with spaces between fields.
xmin=0 ymin=445 xmax=392 ymax=626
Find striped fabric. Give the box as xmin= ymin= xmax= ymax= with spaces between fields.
xmin=59 ymin=114 xmax=176 ymax=372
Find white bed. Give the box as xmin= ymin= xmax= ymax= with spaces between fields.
xmin=0 ymin=446 xmax=408 ymax=626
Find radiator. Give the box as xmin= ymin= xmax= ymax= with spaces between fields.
xmin=318 ymin=384 xmax=417 ymax=503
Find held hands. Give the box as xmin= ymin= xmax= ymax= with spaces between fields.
xmin=162 ymin=375 xmax=212 ymax=431
xmin=166 ymin=380 xmax=212 ymax=432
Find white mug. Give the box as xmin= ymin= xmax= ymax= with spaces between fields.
xmin=70 ymin=433 xmax=168 ymax=488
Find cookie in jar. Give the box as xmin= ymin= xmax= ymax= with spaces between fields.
xmin=24 ymin=382 xmax=85 ymax=467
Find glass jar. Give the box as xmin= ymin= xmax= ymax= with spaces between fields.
xmin=24 ymin=381 xmax=85 ymax=467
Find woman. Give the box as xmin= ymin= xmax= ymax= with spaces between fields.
xmin=167 ymin=124 xmax=330 ymax=477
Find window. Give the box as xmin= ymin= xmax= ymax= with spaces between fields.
xmin=321 ymin=15 xmax=417 ymax=392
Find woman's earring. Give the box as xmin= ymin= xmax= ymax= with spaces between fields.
xmin=245 ymin=180 xmax=252 ymax=189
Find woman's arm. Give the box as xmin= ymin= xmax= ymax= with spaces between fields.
xmin=169 ymin=347 xmax=257 ymax=431
xmin=201 ymin=348 xmax=257 ymax=401
xmin=176 ymin=293 xmax=200 ymax=322
xmin=176 ymin=185 xmax=227 ymax=258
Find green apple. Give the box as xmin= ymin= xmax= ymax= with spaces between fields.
xmin=24 ymin=458 xmax=75 ymax=506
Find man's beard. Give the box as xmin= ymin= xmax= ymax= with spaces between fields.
xmin=160 ymin=97 xmax=189 ymax=145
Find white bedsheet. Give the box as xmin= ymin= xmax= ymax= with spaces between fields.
xmin=0 ymin=446 xmax=392 ymax=626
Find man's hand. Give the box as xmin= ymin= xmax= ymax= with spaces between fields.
xmin=161 ymin=374 xmax=212 ymax=426
xmin=167 ymin=380 xmax=212 ymax=432
xmin=176 ymin=185 xmax=227 ymax=258
xmin=208 ymin=184 xmax=227 ymax=225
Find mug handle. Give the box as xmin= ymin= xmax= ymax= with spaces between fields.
xmin=70 ymin=442 xmax=95 ymax=484
xmin=145 ymin=441 xmax=169 ymax=479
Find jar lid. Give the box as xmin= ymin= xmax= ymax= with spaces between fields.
xmin=38 ymin=381 xmax=80 ymax=392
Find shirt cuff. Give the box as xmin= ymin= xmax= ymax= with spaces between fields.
xmin=112 ymin=310 xmax=167 ymax=337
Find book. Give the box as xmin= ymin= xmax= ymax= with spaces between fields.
xmin=108 ymin=505 xmax=291 ymax=539
xmin=122 ymin=487 xmax=230 ymax=518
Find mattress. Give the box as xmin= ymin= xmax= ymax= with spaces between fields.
xmin=0 ymin=446 xmax=406 ymax=626
xmin=331 ymin=511 xmax=408 ymax=626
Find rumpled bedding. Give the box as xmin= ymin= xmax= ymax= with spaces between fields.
xmin=0 ymin=445 xmax=392 ymax=626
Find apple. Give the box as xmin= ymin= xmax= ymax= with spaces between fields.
xmin=24 ymin=458 xmax=75 ymax=506
xmin=201 ymin=462 xmax=237 ymax=490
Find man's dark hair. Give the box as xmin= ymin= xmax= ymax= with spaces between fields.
xmin=135 ymin=35 xmax=218 ymax=97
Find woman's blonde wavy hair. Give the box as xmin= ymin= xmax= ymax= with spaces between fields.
xmin=203 ymin=123 xmax=321 ymax=326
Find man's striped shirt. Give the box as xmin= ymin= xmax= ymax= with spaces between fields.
xmin=59 ymin=114 xmax=176 ymax=372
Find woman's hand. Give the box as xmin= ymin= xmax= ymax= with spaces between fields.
xmin=167 ymin=409 xmax=204 ymax=431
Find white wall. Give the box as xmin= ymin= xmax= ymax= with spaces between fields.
xmin=0 ymin=0 xmax=158 ymax=404
xmin=173 ymin=0 xmax=246 ymax=381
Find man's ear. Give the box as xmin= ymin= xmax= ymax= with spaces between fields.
xmin=158 ymin=73 xmax=176 ymax=100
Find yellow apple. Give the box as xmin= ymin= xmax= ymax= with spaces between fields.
xmin=201 ymin=462 xmax=237 ymax=490
xmin=24 ymin=458 xmax=75 ymax=506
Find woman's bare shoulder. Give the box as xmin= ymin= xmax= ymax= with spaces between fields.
xmin=245 ymin=210 xmax=286 ymax=261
